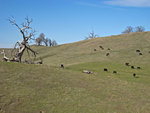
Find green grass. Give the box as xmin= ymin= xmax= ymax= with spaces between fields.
xmin=0 ymin=32 xmax=150 ymax=113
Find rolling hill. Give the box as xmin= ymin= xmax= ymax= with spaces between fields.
xmin=0 ymin=32 xmax=150 ymax=113
xmin=32 ymin=31 xmax=150 ymax=66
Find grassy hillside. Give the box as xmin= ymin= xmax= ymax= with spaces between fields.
xmin=31 ymin=31 xmax=150 ymax=66
xmin=0 ymin=32 xmax=150 ymax=113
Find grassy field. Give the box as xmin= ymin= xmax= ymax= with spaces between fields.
xmin=0 ymin=32 xmax=150 ymax=113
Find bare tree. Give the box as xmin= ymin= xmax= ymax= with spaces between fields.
xmin=135 ymin=26 xmax=145 ymax=32
xmin=35 ymin=33 xmax=45 ymax=46
xmin=8 ymin=16 xmax=37 ymax=62
xmin=51 ymin=40 xmax=58 ymax=46
xmin=43 ymin=38 xmax=49 ymax=46
xmin=122 ymin=26 xmax=133 ymax=34
xmin=48 ymin=39 xmax=52 ymax=47
xmin=85 ymin=30 xmax=98 ymax=39
xmin=35 ymin=34 xmax=58 ymax=47
xmin=39 ymin=33 xmax=45 ymax=41
xmin=35 ymin=37 xmax=42 ymax=46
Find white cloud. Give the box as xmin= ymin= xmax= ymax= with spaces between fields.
xmin=105 ymin=0 xmax=150 ymax=7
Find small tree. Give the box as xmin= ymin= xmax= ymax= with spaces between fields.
xmin=135 ymin=26 xmax=145 ymax=32
xmin=35 ymin=33 xmax=58 ymax=47
xmin=122 ymin=26 xmax=133 ymax=34
xmin=43 ymin=38 xmax=49 ymax=46
xmin=48 ymin=39 xmax=52 ymax=47
xmin=35 ymin=37 xmax=43 ymax=46
xmin=35 ymin=33 xmax=45 ymax=46
xmin=39 ymin=33 xmax=45 ymax=41
xmin=85 ymin=30 xmax=98 ymax=39
xmin=51 ymin=40 xmax=58 ymax=46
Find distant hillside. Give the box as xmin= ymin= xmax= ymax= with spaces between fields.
xmin=28 ymin=31 xmax=150 ymax=66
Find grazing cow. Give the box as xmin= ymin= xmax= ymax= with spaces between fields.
xmin=139 ymin=53 xmax=143 ymax=55
xmin=125 ymin=63 xmax=130 ymax=66
xmin=113 ymin=71 xmax=117 ymax=74
xmin=61 ymin=64 xmax=64 ymax=68
xmin=99 ymin=46 xmax=104 ymax=50
xmin=136 ymin=50 xmax=140 ymax=52
xmin=137 ymin=67 xmax=141 ymax=69
xmin=99 ymin=45 xmax=103 ymax=48
xmin=131 ymin=66 xmax=134 ymax=69
xmin=133 ymin=73 xmax=136 ymax=77
xmin=94 ymin=49 xmax=97 ymax=51
xmin=149 ymin=51 xmax=150 ymax=53
xmin=104 ymin=68 xmax=108 ymax=71
xmin=108 ymin=48 xmax=111 ymax=50
xmin=106 ymin=53 xmax=110 ymax=56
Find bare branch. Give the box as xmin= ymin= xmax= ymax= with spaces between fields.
xmin=26 ymin=48 xmax=30 ymax=57
xmin=26 ymin=45 xmax=38 ymax=57
xmin=135 ymin=26 xmax=145 ymax=32
xmin=8 ymin=16 xmax=21 ymax=30
xmin=85 ymin=30 xmax=98 ymax=39
xmin=122 ymin=26 xmax=133 ymax=34
xmin=21 ymin=17 xmax=32 ymax=30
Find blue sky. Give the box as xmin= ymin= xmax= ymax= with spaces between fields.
xmin=0 ymin=0 xmax=150 ymax=48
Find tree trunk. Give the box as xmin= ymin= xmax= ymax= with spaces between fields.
xmin=15 ymin=44 xmax=26 ymax=62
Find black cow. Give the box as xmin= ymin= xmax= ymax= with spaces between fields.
xmin=131 ymin=66 xmax=134 ymax=69
xmin=104 ymin=68 xmax=108 ymax=71
xmin=99 ymin=46 xmax=104 ymax=50
xmin=106 ymin=53 xmax=110 ymax=56
xmin=139 ymin=53 xmax=143 ymax=55
xmin=61 ymin=64 xmax=64 ymax=68
xmin=133 ymin=73 xmax=136 ymax=77
xmin=137 ymin=67 xmax=141 ymax=69
xmin=136 ymin=50 xmax=140 ymax=52
xmin=125 ymin=63 xmax=130 ymax=66
xmin=108 ymin=48 xmax=111 ymax=50
xmin=99 ymin=45 xmax=103 ymax=48
xmin=113 ymin=71 xmax=117 ymax=74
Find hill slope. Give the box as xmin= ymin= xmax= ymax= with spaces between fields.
xmin=0 ymin=32 xmax=150 ymax=113
xmin=32 ymin=31 xmax=150 ymax=66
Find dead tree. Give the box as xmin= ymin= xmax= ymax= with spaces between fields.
xmin=135 ymin=26 xmax=145 ymax=32
xmin=122 ymin=26 xmax=133 ymax=34
xmin=43 ymin=38 xmax=49 ymax=46
xmin=85 ymin=30 xmax=98 ymax=39
xmin=9 ymin=17 xmax=37 ymax=62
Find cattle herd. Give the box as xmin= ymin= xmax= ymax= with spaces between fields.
xmin=92 ymin=45 xmax=148 ymax=78
xmin=59 ymin=44 xmax=149 ymax=78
